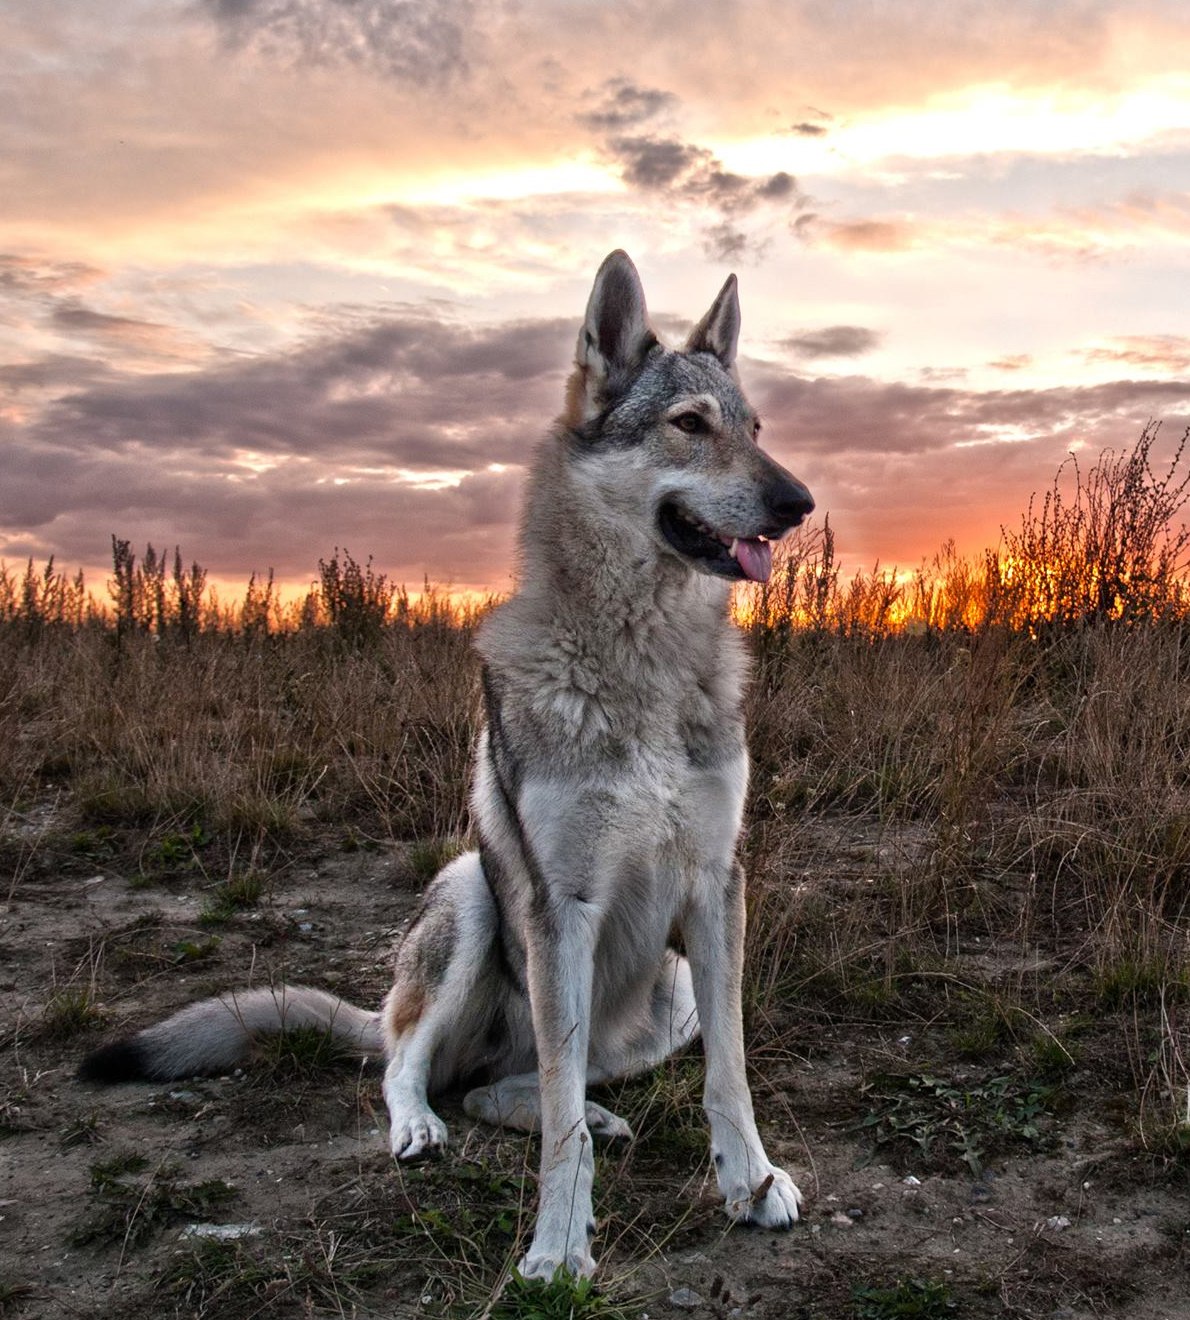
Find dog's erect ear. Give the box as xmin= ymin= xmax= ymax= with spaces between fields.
xmin=572 ymin=251 xmax=658 ymax=419
xmin=685 ymin=273 xmax=740 ymax=369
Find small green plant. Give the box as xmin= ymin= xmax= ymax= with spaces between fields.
xmin=250 ymin=1024 xmax=354 ymax=1083
xmin=1029 ymin=1030 xmax=1081 ymax=1076
xmin=160 ymin=1236 xmax=279 ymax=1315
xmin=59 ymin=1111 xmax=104 ymax=1148
xmin=170 ymin=934 xmax=222 ymax=964
xmin=199 ymin=870 xmax=266 ymax=924
xmin=392 ymin=1160 xmax=527 ymax=1260
xmin=858 ymin=1072 xmax=1057 ymax=1177
xmin=601 ymin=1057 xmax=706 ymax=1164
xmin=39 ymin=986 xmax=104 ymax=1039
xmin=69 ymin=825 xmax=119 ymax=862
xmin=339 ymin=825 xmax=379 ymax=852
xmin=145 ymin=822 xmax=211 ymax=873
xmin=1093 ymin=957 xmax=1188 ymax=1008
xmin=74 ymin=1153 xmax=238 ymax=1247
xmin=89 ymin=1150 xmax=150 ymax=1186
xmin=491 ymin=1269 xmax=643 ymax=1320
xmin=948 ymin=991 xmax=1027 ymax=1060
xmin=854 ymin=1276 xmax=957 ymax=1319
xmin=408 ymin=836 xmax=464 ymax=884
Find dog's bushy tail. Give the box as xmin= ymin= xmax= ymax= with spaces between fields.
xmin=77 ymin=986 xmax=382 ymax=1084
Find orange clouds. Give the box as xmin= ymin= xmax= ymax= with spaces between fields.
xmin=3 ymin=0 xmax=1190 ymax=595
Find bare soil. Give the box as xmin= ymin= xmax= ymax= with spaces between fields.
xmin=2 ymin=831 xmax=1187 ymax=1319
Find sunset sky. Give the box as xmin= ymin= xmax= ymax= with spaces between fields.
xmin=3 ymin=0 xmax=1190 ymax=597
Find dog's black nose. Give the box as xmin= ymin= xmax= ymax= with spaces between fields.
xmin=767 ymin=476 xmax=815 ymax=530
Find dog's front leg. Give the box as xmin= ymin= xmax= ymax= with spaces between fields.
xmin=519 ymin=892 xmax=599 ymax=1281
xmin=684 ymin=860 xmax=802 ymax=1228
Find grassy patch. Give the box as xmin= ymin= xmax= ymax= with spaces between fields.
xmin=198 ymin=869 xmax=267 ymax=924
xmin=72 ymin=1152 xmax=238 ymax=1248
xmin=491 ymin=1270 xmax=645 ymax=1320
xmin=408 ymin=835 xmax=465 ymax=883
xmin=600 ymin=1057 xmax=707 ymax=1167
xmin=1093 ymin=956 xmax=1189 ymax=1008
xmin=854 ymin=1276 xmax=958 ymax=1319
xmin=142 ymin=821 xmax=211 ymax=876
xmin=249 ymin=1023 xmax=357 ymax=1084
xmin=857 ymin=1072 xmax=1058 ymax=1177
xmin=160 ymin=1236 xmax=277 ymax=1319
xmin=38 ymin=985 xmax=104 ymax=1039
xmin=59 ymin=1111 xmax=104 ymax=1148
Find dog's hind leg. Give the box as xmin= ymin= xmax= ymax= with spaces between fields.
xmin=381 ymin=850 xmax=503 ymax=1161
xmin=602 ymin=946 xmax=700 ymax=1075
xmin=463 ymin=949 xmax=699 ymax=1142
xmin=463 ymin=1073 xmax=633 ymax=1142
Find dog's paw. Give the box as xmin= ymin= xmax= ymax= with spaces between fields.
xmin=388 ymin=1107 xmax=448 ymax=1161
xmin=723 ymin=1165 xmax=802 ymax=1228
xmin=517 ymin=1244 xmax=597 ymax=1282
xmin=584 ymin=1101 xmax=633 ymax=1144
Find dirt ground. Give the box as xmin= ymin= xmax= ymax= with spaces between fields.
xmin=2 ymin=831 xmax=1187 ymax=1319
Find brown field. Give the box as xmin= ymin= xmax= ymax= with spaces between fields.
xmin=2 ymin=427 xmax=1188 ymax=1319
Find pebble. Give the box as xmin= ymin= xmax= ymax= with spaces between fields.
xmin=669 ymin=1287 xmax=702 ymax=1309
xmin=181 ymin=1222 xmax=260 ymax=1240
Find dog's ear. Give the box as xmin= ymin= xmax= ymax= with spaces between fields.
xmin=685 ymin=273 xmax=740 ymax=369
xmin=571 ymin=251 xmax=658 ymax=420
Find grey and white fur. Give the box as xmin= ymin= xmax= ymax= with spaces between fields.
xmin=79 ymin=251 xmax=815 ymax=1281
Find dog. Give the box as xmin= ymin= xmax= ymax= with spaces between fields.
xmin=79 ymin=250 xmax=814 ymax=1281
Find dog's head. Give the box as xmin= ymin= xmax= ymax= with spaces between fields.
xmin=562 ymin=251 xmax=813 ymax=584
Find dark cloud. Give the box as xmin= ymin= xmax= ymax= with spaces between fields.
xmin=0 ymin=307 xmax=578 ymax=587
xmin=790 ymin=122 xmax=829 ymax=137
xmin=0 ymin=355 xmax=116 ymax=395
xmin=48 ymin=300 xmax=207 ymax=363
xmin=51 ymin=303 xmax=154 ymax=336
xmin=607 ymin=135 xmax=800 ymax=218
xmin=783 ymin=326 xmax=882 ymax=360
xmin=750 ymin=359 xmax=1190 ymax=463
xmin=199 ymin=0 xmax=473 ymax=84
xmin=756 ymin=172 xmax=798 ymax=201
xmin=577 ymin=79 xmax=677 ymax=132
xmin=30 ymin=311 xmax=573 ymax=470
xmin=9 ymin=295 xmax=1190 ymax=593
xmin=575 ymin=81 xmax=806 ymax=262
xmin=600 ymin=133 xmax=805 ymax=260
xmin=611 ymin=136 xmax=707 ymax=191
xmin=702 ymin=222 xmax=752 ymax=263
xmin=746 ymin=360 xmax=1190 ymax=566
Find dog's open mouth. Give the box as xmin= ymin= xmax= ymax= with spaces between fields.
xmin=658 ymin=501 xmax=773 ymax=582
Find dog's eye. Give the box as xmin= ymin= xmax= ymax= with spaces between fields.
xmin=672 ymin=412 xmax=707 ymax=435
xmin=752 ymin=417 xmax=762 ymax=440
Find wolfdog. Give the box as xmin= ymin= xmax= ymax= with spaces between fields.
xmin=79 ymin=251 xmax=814 ymax=1279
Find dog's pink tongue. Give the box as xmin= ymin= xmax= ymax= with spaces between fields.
xmin=732 ymin=537 xmax=772 ymax=582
